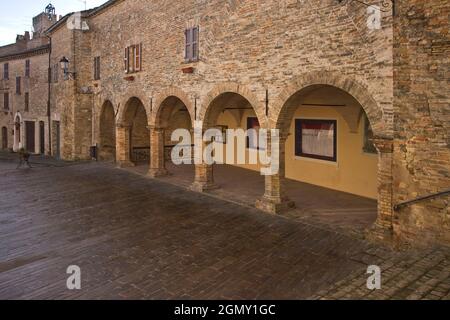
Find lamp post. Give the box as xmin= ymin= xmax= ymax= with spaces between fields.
xmin=60 ymin=56 xmax=76 ymax=80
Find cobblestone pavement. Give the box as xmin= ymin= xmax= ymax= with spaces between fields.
xmin=0 ymin=155 xmax=449 ymax=300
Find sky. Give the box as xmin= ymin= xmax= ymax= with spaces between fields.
xmin=0 ymin=0 xmax=107 ymax=46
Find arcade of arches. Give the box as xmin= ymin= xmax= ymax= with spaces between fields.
xmin=97 ymin=84 xmax=391 ymax=234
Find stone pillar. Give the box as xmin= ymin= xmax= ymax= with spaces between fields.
xmin=191 ymin=163 xmax=216 ymax=192
xmin=368 ymin=137 xmax=394 ymax=242
xmin=190 ymin=126 xmax=217 ymax=192
xmin=148 ymin=127 xmax=168 ymax=177
xmin=115 ymin=123 xmax=134 ymax=168
xmin=256 ymin=133 xmax=295 ymax=213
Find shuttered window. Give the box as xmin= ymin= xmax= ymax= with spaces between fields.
xmin=25 ymin=60 xmax=30 ymax=77
xmin=94 ymin=56 xmax=101 ymax=80
xmin=124 ymin=44 xmax=142 ymax=74
xmin=3 ymin=92 xmax=9 ymax=110
xmin=25 ymin=92 xmax=29 ymax=111
xmin=16 ymin=77 xmax=21 ymax=95
xmin=3 ymin=63 xmax=8 ymax=80
xmin=185 ymin=27 xmax=199 ymax=62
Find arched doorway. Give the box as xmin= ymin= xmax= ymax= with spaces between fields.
xmin=13 ymin=114 xmax=22 ymax=152
xmin=150 ymin=96 xmax=194 ymax=181
xmin=117 ymin=97 xmax=149 ymax=167
xmin=192 ymin=90 xmax=266 ymax=204
xmin=265 ymin=81 xmax=387 ymax=231
xmin=1 ymin=127 xmax=7 ymax=150
xmin=99 ymin=101 xmax=116 ymax=161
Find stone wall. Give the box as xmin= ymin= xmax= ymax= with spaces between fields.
xmin=392 ymin=0 xmax=450 ymax=247
xmin=0 ymin=46 xmax=50 ymax=153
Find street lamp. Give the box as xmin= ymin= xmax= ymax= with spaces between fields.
xmin=60 ymin=56 xmax=76 ymax=80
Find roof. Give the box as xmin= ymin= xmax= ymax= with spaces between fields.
xmin=45 ymin=0 xmax=121 ymax=35
xmin=0 ymin=44 xmax=50 ymax=62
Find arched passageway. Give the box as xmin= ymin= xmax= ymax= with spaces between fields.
xmin=191 ymin=91 xmax=266 ymax=204
xmin=117 ymin=97 xmax=149 ymax=167
xmin=149 ymin=96 xmax=194 ymax=182
xmin=99 ymin=101 xmax=116 ymax=161
xmin=258 ymin=84 xmax=382 ymax=231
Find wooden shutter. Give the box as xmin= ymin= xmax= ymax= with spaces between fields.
xmin=135 ymin=44 xmax=141 ymax=71
xmin=25 ymin=60 xmax=30 ymax=77
xmin=25 ymin=92 xmax=29 ymax=111
xmin=4 ymin=93 xmax=9 ymax=110
xmin=185 ymin=29 xmax=192 ymax=61
xmin=4 ymin=63 xmax=8 ymax=80
xmin=124 ymin=47 xmax=129 ymax=73
xmin=16 ymin=77 xmax=21 ymax=95
xmin=94 ymin=57 xmax=101 ymax=80
xmin=192 ymin=27 xmax=199 ymax=61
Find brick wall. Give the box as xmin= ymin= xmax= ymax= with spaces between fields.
xmin=393 ymin=0 xmax=450 ymax=247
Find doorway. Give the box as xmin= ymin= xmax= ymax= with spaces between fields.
xmin=1 ymin=127 xmax=7 ymax=149
xmin=25 ymin=121 xmax=35 ymax=153
xmin=39 ymin=121 xmax=45 ymax=154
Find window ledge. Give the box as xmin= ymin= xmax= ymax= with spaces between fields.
xmin=293 ymin=156 xmax=339 ymax=167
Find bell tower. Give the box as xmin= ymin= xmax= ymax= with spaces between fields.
xmin=32 ymin=3 xmax=58 ymax=37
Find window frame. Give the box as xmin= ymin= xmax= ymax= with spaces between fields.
xmin=24 ymin=92 xmax=29 ymax=112
xmin=124 ymin=44 xmax=142 ymax=74
xmin=185 ymin=26 xmax=199 ymax=63
xmin=295 ymin=119 xmax=338 ymax=162
xmin=25 ymin=59 xmax=30 ymax=77
xmin=16 ymin=76 xmax=21 ymax=95
xmin=3 ymin=63 xmax=9 ymax=80
xmin=94 ymin=56 xmax=101 ymax=80
xmin=3 ymin=92 xmax=9 ymax=110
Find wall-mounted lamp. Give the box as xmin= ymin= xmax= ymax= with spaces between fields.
xmin=60 ymin=56 xmax=76 ymax=80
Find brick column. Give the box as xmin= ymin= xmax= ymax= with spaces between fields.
xmin=368 ymin=137 xmax=394 ymax=242
xmin=256 ymin=133 xmax=295 ymax=213
xmin=148 ymin=127 xmax=168 ymax=177
xmin=116 ymin=123 xmax=134 ymax=168
xmin=190 ymin=127 xmax=217 ymax=192
xmin=191 ymin=163 xmax=216 ymax=192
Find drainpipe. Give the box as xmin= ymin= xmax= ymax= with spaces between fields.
xmin=46 ymin=35 xmax=52 ymax=156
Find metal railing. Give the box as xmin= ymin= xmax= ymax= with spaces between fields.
xmin=394 ymin=188 xmax=450 ymax=211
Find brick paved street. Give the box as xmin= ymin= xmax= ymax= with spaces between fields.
xmin=0 ymin=155 xmax=449 ymax=300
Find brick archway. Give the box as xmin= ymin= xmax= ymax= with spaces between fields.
xmin=99 ymin=100 xmax=116 ymax=161
xmin=259 ymin=72 xmax=394 ymax=240
xmin=199 ymin=82 xmax=268 ymax=129
xmin=148 ymin=88 xmax=195 ymax=178
xmin=272 ymin=71 xmax=388 ymax=138
xmin=117 ymin=89 xmax=149 ymax=125
xmin=191 ymin=82 xmax=267 ymax=193
xmin=152 ymin=87 xmax=195 ymax=128
xmin=116 ymin=96 xmax=149 ymax=168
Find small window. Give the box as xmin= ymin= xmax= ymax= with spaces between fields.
xmin=3 ymin=63 xmax=9 ymax=80
xmin=94 ymin=56 xmax=101 ymax=80
xmin=363 ymin=114 xmax=377 ymax=154
xmin=25 ymin=92 xmax=29 ymax=112
xmin=295 ymin=119 xmax=337 ymax=162
xmin=185 ymin=27 xmax=199 ymax=62
xmin=16 ymin=77 xmax=21 ymax=95
xmin=25 ymin=59 xmax=30 ymax=77
xmin=124 ymin=44 xmax=142 ymax=74
xmin=3 ymin=92 xmax=9 ymax=110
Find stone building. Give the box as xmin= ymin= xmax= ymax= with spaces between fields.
xmin=2 ymin=0 xmax=449 ymax=248
xmin=0 ymin=5 xmax=57 ymax=154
